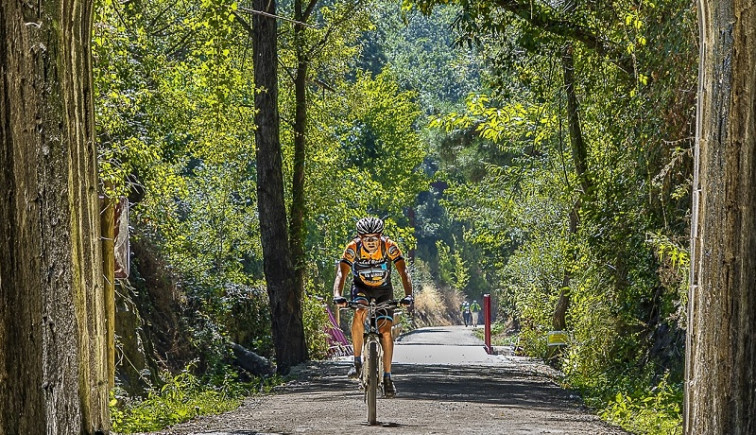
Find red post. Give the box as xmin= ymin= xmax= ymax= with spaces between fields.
xmin=483 ymin=294 xmax=492 ymax=354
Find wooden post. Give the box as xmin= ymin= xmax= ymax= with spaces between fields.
xmin=100 ymin=193 xmax=116 ymax=388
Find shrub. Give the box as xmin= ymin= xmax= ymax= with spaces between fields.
xmin=599 ymin=375 xmax=683 ymax=435
xmin=413 ymin=283 xmax=458 ymax=326
xmin=303 ymin=292 xmax=331 ymax=360
xmin=110 ymin=365 xmax=280 ymax=433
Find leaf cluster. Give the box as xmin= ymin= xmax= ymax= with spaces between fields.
xmin=402 ymin=0 xmax=695 ymax=431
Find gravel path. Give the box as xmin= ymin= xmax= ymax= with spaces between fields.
xmin=140 ymin=325 xmax=628 ymax=435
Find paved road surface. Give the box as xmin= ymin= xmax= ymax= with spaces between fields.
xmin=394 ymin=325 xmax=505 ymax=364
xmin=146 ymin=325 xmax=628 ymax=435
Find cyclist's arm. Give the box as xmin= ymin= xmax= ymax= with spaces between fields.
xmin=333 ymin=261 xmax=351 ymax=298
xmin=394 ymin=258 xmax=413 ymax=297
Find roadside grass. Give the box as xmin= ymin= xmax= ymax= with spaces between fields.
xmin=472 ymin=320 xmax=521 ymax=350
xmin=111 ymin=289 xmax=329 ymax=433
xmin=595 ymin=379 xmax=683 ymax=435
xmin=482 ymin=321 xmax=683 ymax=435
xmin=570 ymin=371 xmax=682 ymax=435
xmin=110 ymin=368 xmax=284 ymax=433
xmin=413 ymin=283 xmax=463 ymax=327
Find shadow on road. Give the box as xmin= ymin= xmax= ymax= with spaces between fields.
xmin=392 ymin=363 xmax=576 ymax=411
xmin=397 ymin=327 xmax=455 ymax=337
xmin=165 ymin=328 xmax=626 ymax=435
xmin=279 ymin=361 xmax=580 ymax=414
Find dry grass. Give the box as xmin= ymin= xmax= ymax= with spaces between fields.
xmin=412 ymin=284 xmax=465 ymax=327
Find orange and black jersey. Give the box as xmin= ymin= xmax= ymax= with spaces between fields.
xmin=340 ymin=236 xmax=403 ymax=290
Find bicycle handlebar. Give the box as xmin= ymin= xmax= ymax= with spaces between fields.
xmin=334 ymin=299 xmax=400 ymax=310
xmin=346 ymin=299 xmax=399 ymax=310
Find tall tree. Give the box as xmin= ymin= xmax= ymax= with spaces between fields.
xmin=0 ymin=0 xmax=109 ymax=433
xmin=288 ymin=0 xmax=366 ymax=308
xmin=552 ymin=0 xmax=590 ymax=334
xmin=252 ymin=0 xmax=308 ymax=374
xmin=686 ymin=1 xmax=756 ymax=433
xmin=289 ymin=0 xmax=318 ymax=326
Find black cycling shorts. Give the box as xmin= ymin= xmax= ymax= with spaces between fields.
xmin=350 ymin=284 xmax=394 ymax=323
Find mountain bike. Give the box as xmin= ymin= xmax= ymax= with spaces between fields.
xmin=345 ymin=298 xmax=398 ymax=425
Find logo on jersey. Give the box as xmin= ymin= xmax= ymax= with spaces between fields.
xmin=354 ymin=261 xmax=390 ymax=286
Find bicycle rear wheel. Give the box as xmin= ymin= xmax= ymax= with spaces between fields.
xmin=366 ymin=340 xmax=378 ymax=425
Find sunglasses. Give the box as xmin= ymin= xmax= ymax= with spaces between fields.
xmin=361 ymin=235 xmax=380 ymax=242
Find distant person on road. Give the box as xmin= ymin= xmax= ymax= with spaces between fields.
xmin=333 ymin=217 xmax=414 ymax=398
xmin=461 ymin=301 xmax=471 ymax=327
xmin=470 ymin=300 xmax=481 ymax=327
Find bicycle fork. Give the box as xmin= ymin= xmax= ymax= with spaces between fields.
xmin=361 ymin=309 xmax=385 ymax=401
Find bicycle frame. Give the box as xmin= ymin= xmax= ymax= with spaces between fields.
xmin=347 ymin=298 xmax=398 ymax=425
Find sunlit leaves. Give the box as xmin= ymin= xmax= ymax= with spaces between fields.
xmin=410 ymin=5 xmax=694 ymax=431
xmin=366 ymin=3 xmax=482 ymax=112
xmin=94 ymin=0 xmax=259 ymax=292
xmin=431 ymin=94 xmax=556 ymax=149
xmin=304 ymin=68 xmax=428 ymax=272
xmin=435 ymin=239 xmax=469 ymax=291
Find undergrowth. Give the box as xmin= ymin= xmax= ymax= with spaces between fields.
xmin=485 ymin=321 xmax=683 ymax=434
xmin=592 ymin=375 xmax=683 ymax=435
xmin=110 ymin=366 xmax=283 ymax=433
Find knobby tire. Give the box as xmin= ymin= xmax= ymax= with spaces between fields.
xmin=367 ymin=340 xmax=378 ymax=425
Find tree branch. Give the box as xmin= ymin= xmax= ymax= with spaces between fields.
xmin=308 ymin=0 xmax=362 ymax=58
xmin=493 ymin=0 xmax=634 ymax=75
xmin=238 ymin=5 xmax=317 ymax=28
xmin=302 ymin=0 xmax=320 ymax=23
xmin=232 ymin=10 xmax=254 ymax=36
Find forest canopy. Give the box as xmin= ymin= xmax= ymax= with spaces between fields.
xmin=91 ymin=0 xmax=696 ymax=433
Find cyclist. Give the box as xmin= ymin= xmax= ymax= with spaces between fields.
xmin=333 ymin=217 xmax=413 ymax=398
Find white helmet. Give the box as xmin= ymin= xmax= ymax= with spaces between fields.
xmin=356 ymin=217 xmax=384 ymax=235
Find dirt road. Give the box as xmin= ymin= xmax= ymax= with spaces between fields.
xmin=149 ymin=325 xmax=628 ymax=435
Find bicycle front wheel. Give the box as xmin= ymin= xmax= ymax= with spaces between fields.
xmin=366 ymin=340 xmax=378 ymax=425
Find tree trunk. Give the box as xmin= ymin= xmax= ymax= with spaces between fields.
xmin=553 ymin=203 xmax=580 ymax=332
xmin=289 ymin=0 xmax=310 ymax=318
xmin=552 ymin=41 xmax=589 ymax=335
xmin=686 ymin=1 xmax=756 ymax=433
xmin=253 ymin=0 xmax=308 ymax=374
xmin=101 ymin=193 xmax=116 ymax=389
xmin=563 ymin=44 xmax=591 ymax=195
xmin=0 ymin=0 xmax=109 ymax=433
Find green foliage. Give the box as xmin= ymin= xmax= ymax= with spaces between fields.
xmin=401 ymin=0 xmax=694 ymax=432
xmin=94 ymin=2 xmax=694 ymax=433
xmin=110 ymin=366 xmax=279 ymax=433
xmin=94 ymin=0 xmax=261 ymax=287
xmin=361 ymin=2 xmax=481 ymax=112
xmin=303 ymin=293 xmax=331 ymax=360
xmin=597 ymin=375 xmax=683 ymax=435
xmin=220 ymin=285 xmax=274 ymax=356
xmin=305 ymin=68 xmax=428 ymax=295
xmin=435 ymin=240 xmax=454 ymax=286
xmin=342 ymin=69 xmax=427 ymax=205
xmin=647 ymin=233 xmax=690 ymax=301
xmin=430 ymin=95 xmax=555 ymax=149
xmin=435 ymin=240 xmax=469 ymax=291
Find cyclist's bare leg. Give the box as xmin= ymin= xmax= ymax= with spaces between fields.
xmin=378 ymin=319 xmax=393 ymax=374
xmin=352 ymin=308 xmax=367 ymax=359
